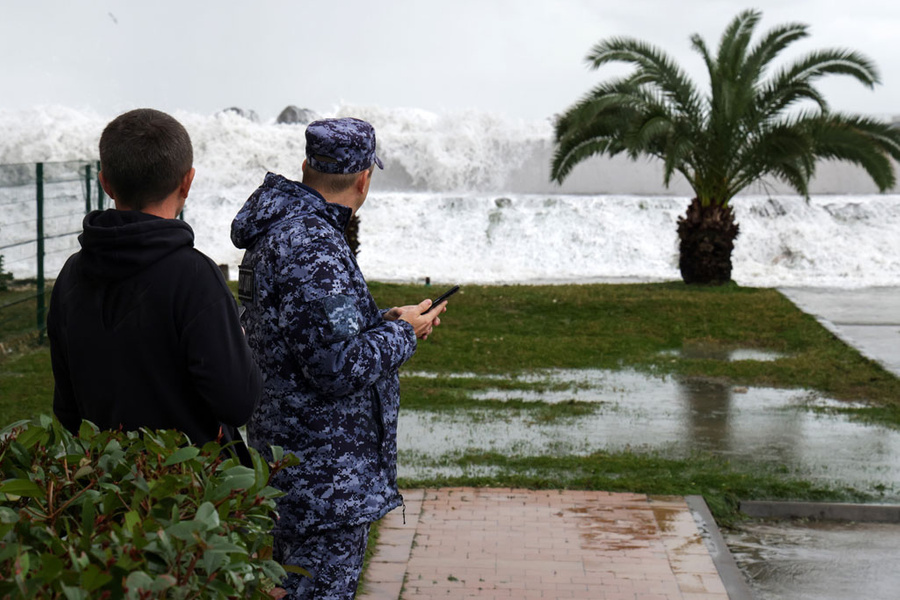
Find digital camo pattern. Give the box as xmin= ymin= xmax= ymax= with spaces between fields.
xmin=305 ymin=118 xmax=384 ymax=174
xmin=231 ymin=172 xmax=416 ymax=535
xmin=273 ymin=523 xmax=370 ymax=600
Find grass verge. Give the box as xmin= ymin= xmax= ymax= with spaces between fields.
xmin=3 ymin=282 xmax=898 ymax=525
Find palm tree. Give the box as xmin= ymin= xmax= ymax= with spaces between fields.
xmin=551 ymin=9 xmax=900 ymax=284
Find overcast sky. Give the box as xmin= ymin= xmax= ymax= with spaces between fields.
xmin=3 ymin=0 xmax=899 ymax=122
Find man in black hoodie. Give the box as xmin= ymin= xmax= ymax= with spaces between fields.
xmin=48 ymin=108 xmax=261 ymax=463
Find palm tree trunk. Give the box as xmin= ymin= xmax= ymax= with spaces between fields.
xmin=676 ymin=199 xmax=740 ymax=285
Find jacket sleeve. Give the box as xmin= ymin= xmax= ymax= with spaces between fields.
xmin=277 ymin=236 xmax=416 ymax=397
xmin=181 ymin=260 xmax=263 ymax=427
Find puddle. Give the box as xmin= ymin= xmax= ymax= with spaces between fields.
xmin=725 ymin=521 xmax=900 ymax=600
xmin=398 ymin=369 xmax=900 ymax=495
xmin=659 ymin=344 xmax=786 ymax=362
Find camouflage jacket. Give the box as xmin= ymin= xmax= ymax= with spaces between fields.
xmin=231 ymin=173 xmax=416 ymax=534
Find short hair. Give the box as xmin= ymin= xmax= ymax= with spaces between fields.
xmin=302 ymin=163 xmax=373 ymax=194
xmin=99 ymin=109 xmax=193 ymax=210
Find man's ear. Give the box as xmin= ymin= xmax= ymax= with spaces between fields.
xmin=98 ymin=171 xmax=116 ymax=199
xmin=179 ymin=167 xmax=196 ymax=199
xmin=355 ymin=169 xmax=371 ymax=194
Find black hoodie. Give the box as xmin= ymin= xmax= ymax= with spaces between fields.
xmin=48 ymin=210 xmax=262 ymax=459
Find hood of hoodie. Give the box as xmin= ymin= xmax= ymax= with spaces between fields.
xmin=78 ymin=210 xmax=195 ymax=282
xmin=231 ymin=172 xmax=351 ymax=250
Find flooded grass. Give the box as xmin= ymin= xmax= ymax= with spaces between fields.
xmin=2 ymin=283 xmax=898 ymax=527
xmin=397 ymin=368 xmax=900 ymax=520
xmin=659 ymin=342 xmax=787 ymax=362
xmin=372 ymin=282 xmax=900 ymax=408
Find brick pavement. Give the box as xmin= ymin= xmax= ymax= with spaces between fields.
xmin=360 ymin=488 xmax=730 ymax=600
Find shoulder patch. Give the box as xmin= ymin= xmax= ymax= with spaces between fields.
xmin=238 ymin=266 xmax=255 ymax=304
xmin=320 ymin=294 xmax=362 ymax=340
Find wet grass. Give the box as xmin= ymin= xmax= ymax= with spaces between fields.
xmin=0 ymin=345 xmax=53 ymax=424
xmin=370 ymin=281 xmax=900 ymax=522
xmin=371 ymin=281 xmax=900 ymax=410
xmin=399 ymin=375 xmax=599 ymax=420
xmin=2 ymin=282 xmax=898 ymax=524
xmin=397 ymin=450 xmax=874 ymax=526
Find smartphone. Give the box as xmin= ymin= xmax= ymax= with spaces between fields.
xmin=422 ymin=284 xmax=459 ymax=314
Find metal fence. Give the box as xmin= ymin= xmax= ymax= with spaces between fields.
xmin=0 ymin=161 xmax=104 ymax=351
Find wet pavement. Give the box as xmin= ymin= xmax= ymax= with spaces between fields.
xmin=361 ymin=489 xmax=737 ymax=600
xmin=779 ymin=287 xmax=900 ymax=377
xmin=725 ymin=520 xmax=900 ymax=600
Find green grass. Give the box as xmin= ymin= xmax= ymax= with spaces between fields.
xmin=0 ymin=346 xmax=53 ymax=424
xmin=397 ymin=450 xmax=872 ymax=527
xmin=0 ymin=285 xmax=46 ymax=349
xmin=3 ymin=281 xmax=899 ymax=524
xmin=371 ymin=281 xmax=900 ymax=407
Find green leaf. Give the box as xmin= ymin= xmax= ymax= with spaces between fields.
xmin=271 ymin=446 xmax=285 ymax=463
xmin=162 ymin=446 xmax=200 ymax=466
xmin=205 ymin=537 xmax=246 ymax=555
xmin=222 ymin=465 xmax=256 ymax=486
xmin=15 ymin=551 xmax=31 ymax=575
xmin=77 ymin=420 xmax=99 ymax=440
xmin=206 ymin=579 xmax=238 ymax=596
xmin=37 ymin=552 xmax=64 ymax=580
xmin=0 ymin=479 xmax=45 ymax=499
xmin=195 ymin=501 xmax=220 ymax=529
xmin=80 ymin=564 xmax=113 ymax=592
xmin=61 ymin=583 xmax=89 ymax=600
xmin=148 ymin=474 xmax=186 ymax=499
xmin=13 ymin=425 xmax=46 ymax=450
xmin=283 ymin=564 xmax=313 ymax=577
xmin=165 ymin=520 xmax=202 ymax=542
xmin=73 ymin=465 xmax=94 ymax=479
xmin=80 ymin=500 xmax=95 ymax=535
xmin=150 ymin=574 xmax=177 ymax=592
xmin=124 ymin=510 xmax=141 ymax=534
xmin=202 ymin=548 xmax=227 ymax=573
xmin=0 ymin=419 xmax=31 ymax=438
xmin=124 ymin=571 xmax=154 ymax=597
xmin=0 ymin=507 xmax=19 ymax=524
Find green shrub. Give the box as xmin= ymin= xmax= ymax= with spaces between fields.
xmin=0 ymin=415 xmax=299 ymax=599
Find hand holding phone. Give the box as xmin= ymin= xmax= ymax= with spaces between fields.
xmin=422 ymin=284 xmax=459 ymax=314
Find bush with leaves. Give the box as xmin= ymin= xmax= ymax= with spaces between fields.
xmin=0 ymin=415 xmax=299 ymax=599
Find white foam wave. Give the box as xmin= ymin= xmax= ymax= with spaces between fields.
xmin=2 ymin=105 xmax=899 ymax=288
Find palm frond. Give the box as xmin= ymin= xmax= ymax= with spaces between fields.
xmin=770 ymin=49 xmax=881 ymax=91
xmin=690 ymin=33 xmax=716 ymax=81
xmin=716 ymin=9 xmax=762 ymax=80
xmin=740 ymin=22 xmax=809 ymax=85
xmin=551 ymin=9 xmax=898 ymax=202
xmin=586 ymin=37 xmax=703 ymax=120
xmin=756 ymin=80 xmax=830 ymax=116
xmin=807 ymin=114 xmax=900 ymax=190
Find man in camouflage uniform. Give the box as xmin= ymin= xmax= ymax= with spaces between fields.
xmin=231 ymin=118 xmax=446 ymax=599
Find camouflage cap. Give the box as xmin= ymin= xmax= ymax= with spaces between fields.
xmin=305 ymin=117 xmax=384 ymax=174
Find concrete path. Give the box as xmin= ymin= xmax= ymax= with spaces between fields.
xmin=361 ymin=488 xmax=743 ymax=600
xmin=779 ymin=286 xmax=900 ymax=377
